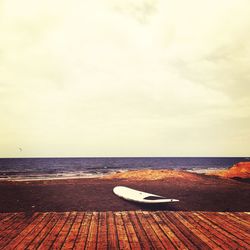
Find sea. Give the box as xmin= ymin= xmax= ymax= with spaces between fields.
xmin=0 ymin=157 xmax=249 ymax=181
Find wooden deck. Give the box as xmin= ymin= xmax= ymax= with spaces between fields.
xmin=0 ymin=211 xmax=249 ymax=249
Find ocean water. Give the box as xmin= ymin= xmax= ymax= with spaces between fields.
xmin=0 ymin=157 xmax=249 ymax=181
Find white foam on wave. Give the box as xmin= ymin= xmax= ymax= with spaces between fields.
xmin=186 ymin=167 xmax=227 ymax=174
xmin=0 ymin=169 xmax=127 ymax=182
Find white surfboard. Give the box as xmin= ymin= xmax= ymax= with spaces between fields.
xmin=113 ymin=186 xmax=179 ymax=204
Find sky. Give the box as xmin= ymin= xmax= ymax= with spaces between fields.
xmin=0 ymin=0 xmax=250 ymax=157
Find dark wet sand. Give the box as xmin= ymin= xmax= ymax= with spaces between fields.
xmin=0 ymin=174 xmax=249 ymax=213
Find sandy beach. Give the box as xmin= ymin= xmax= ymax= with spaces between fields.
xmin=0 ymin=169 xmax=249 ymax=213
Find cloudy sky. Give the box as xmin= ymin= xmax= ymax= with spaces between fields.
xmin=0 ymin=0 xmax=250 ymax=157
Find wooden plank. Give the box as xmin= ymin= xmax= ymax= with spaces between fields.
xmin=12 ymin=213 xmax=50 ymax=249
xmin=3 ymin=212 xmax=47 ymax=250
xmin=136 ymin=211 xmax=165 ymax=250
xmin=121 ymin=212 xmax=141 ymax=250
xmin=216 ymin=213 xmax=250 ymax=233
xmin=85 ymin=211 xmax=99 ymax=250
xmin=159 ymin=212 xmax=198 ymax=250
xmin=0 ymin=213 xmax=14 ymax=223
xmin=193 ymin=212 xmax=242 ymax=249
xmin=0 ymin=213 xmax=35 ymax=249
xmin=0 ymin=213 xmax=24 ymax=239
xmin=171 ymin=212 xmax=217 ymax=249
xmin=114 ymin=211 xmax=131 ymax=250
xmin=0 ymin=213 xmax=8 ymax=220
xmin=74 ymin=212 xmax=92 ymax=250
xmin=142 ymin=211 xmax=175 ymax=250
xmin=107 ymin=211 xmax=119 ymax=250
xmin=197 ymin=212 xmax=250 ymax=249
xmin=206 ymin=212 xmax=250 ymax=241
xmin=49 ymin=212 xmax=77 ymax=250
xmin=165 ymin=212 xmax=210 ymax=250
xmin=228 ymin=213 xmax=250 ymax=227
xmin=97 ymin=212 xmax=108 ymax=249
xmin=152 ymin=212 xmax=189 ymax=250
xmin=201 ymin=212 xmax=250 ymax=243
xmin=0 ymin=211 xmax=249 ymax=250
xmin=235 ymin=212 xmax=250 ymax=222
xmin=37 ymin=212 xmax=70 ymax=250
xmin=0 ymin=213 xmax=17 ymax=235
xmin=61 ymin=212 xmax=84 ymax=250
xmin=128 ymin=211 xmax=152 ymax=250
xmin=26 ymin=212 xmax=61 ymax=250
xmin=188 ymin=212 xmax=235 ymax=250
xmin=181 ymin=212 xmax=229 ymax=250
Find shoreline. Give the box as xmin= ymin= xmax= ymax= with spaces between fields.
xmin=0 ymin=167 xmax=228 ymax=182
